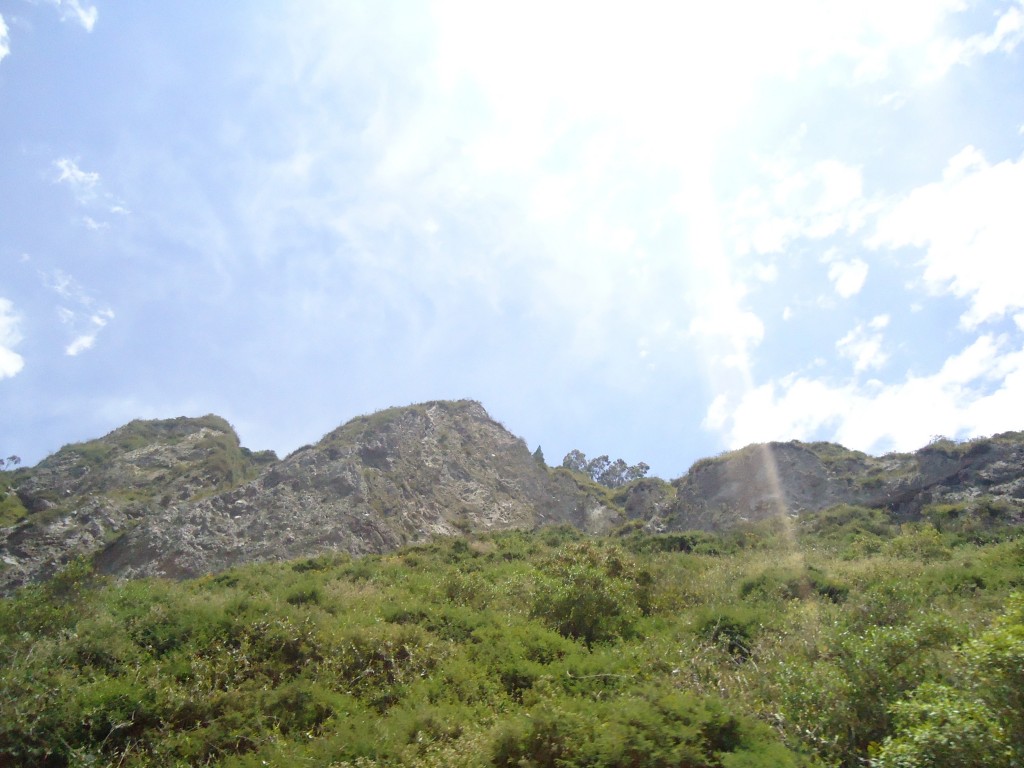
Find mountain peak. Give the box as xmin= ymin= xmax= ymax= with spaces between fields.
xmin=2 ymin=402 xmax=1023 ymax=591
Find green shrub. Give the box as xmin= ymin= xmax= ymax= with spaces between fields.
xmin=922 ymin=497 xmax=1023 ymax=544
xmin=1 ymin=526 xmax=1020 ymax=768
xmin=491 ymin=687 xmax=804 ymax=768
xmin=871 ymin=683 xmax=1010 ymax=768
xmin=739 ymin=565 xmax=848 ymax=604
xmin=624 ymin=530 xmax=728 ymax=555
xmin=800 ymin=504 xmax=897 ymax=555
xmin=264 ymin=679 xmax=340 ymax=736
xmin=285 ymin=579 xmax=322 ymax=606
xmin=0 ymin=477 xmax=27 ymax=527
xmin=693 ymin=607 xmax=764 ymax=659
xmin=531 ymin=543 xmax=641 ymax=646
xmin=873 ymin=593 xmax=1024 ymax=767
xmin=771 ymin=615 xmax=961 ymax=766
xmin=885 ymin=524 xmax=951 ymax=561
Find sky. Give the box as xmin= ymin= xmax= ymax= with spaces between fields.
xmin=2 ymin=1 xmax=1024 ymax=478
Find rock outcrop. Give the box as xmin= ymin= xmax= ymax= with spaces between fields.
xmin=652 ymin=436 xmax=1024 ymax=530
xmin=1 ymin=401 xmax=621 ymax=589
xmin=0 ymin=415 xmax=276 ymax=591
xmin=2 ymin=401 xmax=1022 ymax=592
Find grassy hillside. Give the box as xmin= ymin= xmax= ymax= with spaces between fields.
xmin=1 ymin=513 xmax=1021 ymax=767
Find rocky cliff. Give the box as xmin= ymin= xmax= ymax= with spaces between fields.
xmin=651 ymin=435 xmax=1024 ymax=530
xmin=0 ymin=401 xmax=621 ymax=590
xmin=0 ymin=415 xmax=276 ymax=590
xmin=2 ymin=401 xmax=1022 ymax=592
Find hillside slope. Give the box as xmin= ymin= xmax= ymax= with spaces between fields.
xmin=652 ymin=435 xmax=1024 ymax=530
xmin=95 ymin=400 xmax=619 ymax=580
xmin=3 ymin=401 xmax=1023 ymax=590
xmin=1 ymin=401 xmax=622 ymax=588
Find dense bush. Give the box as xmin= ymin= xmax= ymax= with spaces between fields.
xmin=492 ymin=687 xmax=805 ymax=768
xmin=873 ymin=592 xmax=1024 ymax=768
xmin=531 ymin=542 xmax=643 ymax=646
xmin=1 ymin=521 xmax=1021 ymax=767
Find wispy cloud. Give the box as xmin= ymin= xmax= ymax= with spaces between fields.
xmin=0 ymin=298 xmax=25 ymax=380
xmin=0 ymin=2 xmax=96 ymax=68
xmin=53 ymin=157 xmax=128 ymax=227
xmin=64 ymin=309 xmax=113 ymax=356
xmin=49 ymin=0 xmax=98 ymax=32
xmin=827 ymin=258 xmax=870 ymax=298
xmin=43 ymin=269 xmax=115 ymax=356
xmin=870 ymin=146 xmax=1024 ymax=328
xmin=44 ymin=268 xmax=80 ymax=300
xmin=926 ymin=0 xmax=1024 ymax=77
xmin=731 ymin=158 xmax=868 ymax=256
xmin=54 ymin=158 xmax=100 ymax=202
xmin=220 ymin=2 xmax=1016 ymax=451
xmin=836 ymin=315 xmax=890 ymax=373
xmin=0 ymin=13 xmax=10 ymax=65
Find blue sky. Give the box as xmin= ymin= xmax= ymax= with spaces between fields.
xmin=2 ymin=1 xmax=1024 ymax=477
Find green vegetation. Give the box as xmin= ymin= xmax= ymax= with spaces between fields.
xmin=62 ymin=416 xmax=236 ymax=467
xmin=0 ymin=470 xmax=28 ymax=528
xmin=561 ymin=450 xmax=650 ymax=488
xmin=803 ymin=441 xmax=869 ymax=466
xmin=872 ymin=591 xmax=1024 ymax=767
xmin=45 ymin=416 xmax=272 ymax=507
xmin=1 ymin=513 xmax=1022 ymax=767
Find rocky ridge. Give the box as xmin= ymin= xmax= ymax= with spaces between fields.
xmin=0 ymin=401 xmax=620 ymax=590
xmin=656 ymin=436 xmax=1024 ymax=529
xmin=1 ymin=400 xmax=1022 ymax=591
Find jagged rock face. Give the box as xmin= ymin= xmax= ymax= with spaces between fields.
xmin=93 ymin=401 xmax=618 ymax=580
xmin=3 ymin=401 xmax=1023 ymax=591
xmin=0 ymin=416 xmax=276 ymax=592
xmin=662 ymin=435 xmax=1024 ymax=530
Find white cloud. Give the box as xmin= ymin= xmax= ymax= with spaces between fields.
xmin=45 ymin=270 xmax=114 ymax=356
xmin=0 ymin=14 xmax=10 ymax=64
xmin=45 ymin=269 xmax=78 ymax=300
xmin=54 ymin=158 xmax=100 ymax=202
xmin=733 ymin=159 xmax=867 ymax=256
xmin=871 ymin=146 xmax=1024 ymax=328
xmin=689 ymin=306 xmax=766 ymax=370
xmin=0 ymin=298 xmax=25 ymax=379
xmin=63 ymin=308 xmax=113 ymax=357
xmin=53 ymin=159 xmax=128 ymax=221
xmin=836 ymin=315 xmax=890 ymax=373
xmin=207 ymin=1 xmax=1013 ymax=433
xmin=706 ymin=333 xmax=1024 ymax=453
xmin=926 ymin=0 xmax=1024 ymax=77
xmin=65 ymin=334 xmax=95 ymax=356
xmin=827 ymin=258 xmax=870 ymax=298
xmin=50 ymin=0 xmax=98 ymax=32
xmin=868 ymin=314 xmax=890 ymax=330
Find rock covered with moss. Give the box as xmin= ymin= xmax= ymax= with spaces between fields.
xmin=92 ymin=401 xmax=618 ymax=580
xmin=0 ymin=416 xmax=276 ymax=591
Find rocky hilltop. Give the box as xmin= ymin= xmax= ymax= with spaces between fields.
xmin=0 ymin=415 xmax=277 ymax=590
xmin=0 ymin=401 xmax=620 ymax=590
xmin=1 ymin=400 xmax=1022 ymax=591
xmin=657 ymin=436 xmax=1024 ymax=529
